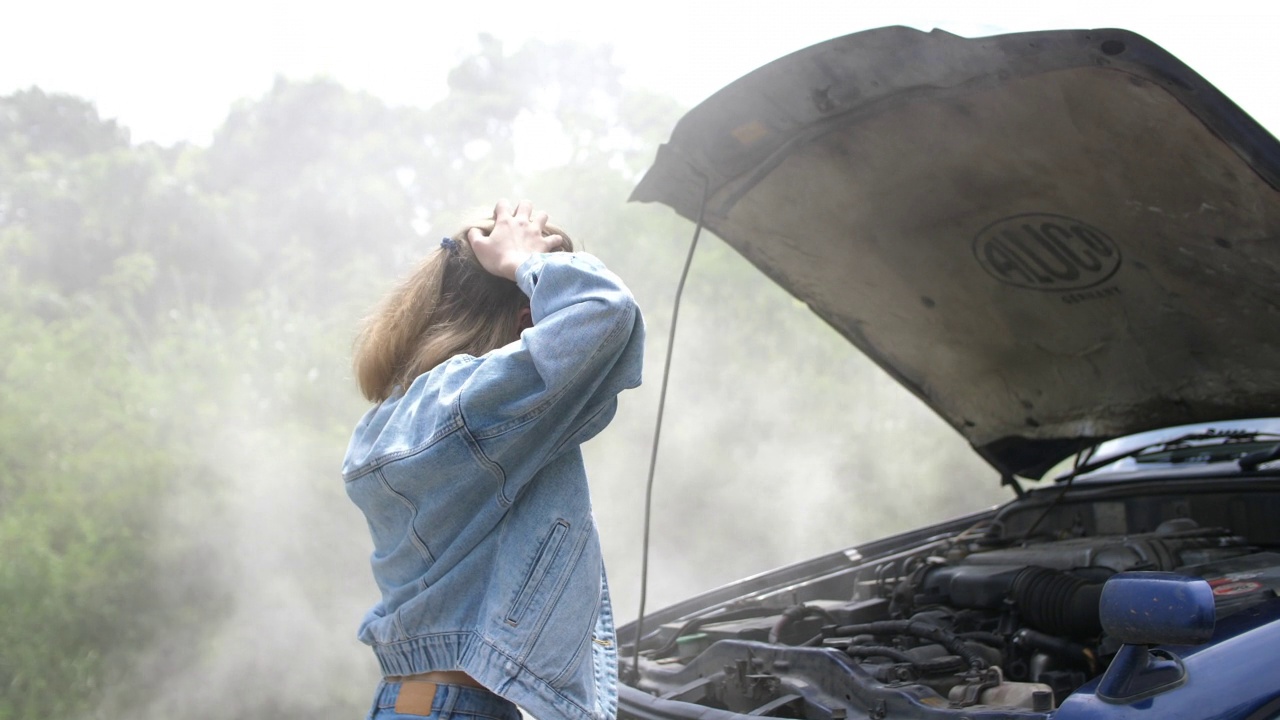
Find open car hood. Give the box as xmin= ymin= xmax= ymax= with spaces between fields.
xmin=631 ymin=27 xmax=1280 ymax=479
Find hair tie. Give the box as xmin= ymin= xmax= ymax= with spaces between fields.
xmin=440 ymin=237 xmax=458 ymax=254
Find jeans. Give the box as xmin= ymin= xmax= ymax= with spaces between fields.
xmin=366 ymin=680 xmax=522 ymax=720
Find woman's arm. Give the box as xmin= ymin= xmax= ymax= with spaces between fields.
xmin=459 ymin=251 xmax=644 ymax=494
xmin=458 ymin=200 xmax=644 ymax=498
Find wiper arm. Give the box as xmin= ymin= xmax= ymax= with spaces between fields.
xmin=1023 ymin=429 xmax=1280 ymax=543
xmin=1055 ymin=429 xmax=1280 ymax=484
xmin=1240 ymin=443 xmax=1280 ymax=471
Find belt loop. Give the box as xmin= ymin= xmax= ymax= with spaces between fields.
xmin=438 ymin=683 xmax=461 ymax=718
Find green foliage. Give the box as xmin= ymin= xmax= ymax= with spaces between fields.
xmin=0 ymin=297 xmax=174 ymax=718
xmin=0 ymin=89 xmax=130 ymax=161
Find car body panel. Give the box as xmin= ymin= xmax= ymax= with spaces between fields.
xmin=1056 ymin=597 xmax=1280 ymax=720
xmin=630 ymin=26 xmax=1280 ymax=479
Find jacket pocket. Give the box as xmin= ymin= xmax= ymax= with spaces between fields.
xmin=506 ymin=520 xmax=570 ymax=626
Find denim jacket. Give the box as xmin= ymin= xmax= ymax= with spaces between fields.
xmin=343 ymin=252 xmax=644 ymax=720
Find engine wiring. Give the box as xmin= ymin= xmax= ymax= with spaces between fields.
xmin=630 ymin=176 xmax=711 ymax=680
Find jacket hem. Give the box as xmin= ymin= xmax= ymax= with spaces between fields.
xmin=371 ymin=631 xmax=601 ymax=720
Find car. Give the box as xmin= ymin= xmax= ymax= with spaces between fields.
xmin=619 ymin=25 xmax=1280 ymax=720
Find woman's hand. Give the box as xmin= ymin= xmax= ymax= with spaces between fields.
xmin=468 ymin=199 xmax=564 ymax=281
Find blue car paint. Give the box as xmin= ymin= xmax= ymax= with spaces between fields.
xmin=1098 ymin=573 xmax=1216 ymax=647
xmin=1057 ymin=597 xmax=1280 ymax=720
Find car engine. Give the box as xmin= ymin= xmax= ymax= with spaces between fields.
xmin=625 ymin=492 xmax=1280 ymax=719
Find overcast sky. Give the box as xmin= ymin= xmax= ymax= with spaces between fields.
xmin=6 ymin=0 xmax=1278 ymax=146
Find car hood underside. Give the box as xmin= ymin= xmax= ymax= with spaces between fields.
xmin=631 ymin=26 xmax=1280 ymax=478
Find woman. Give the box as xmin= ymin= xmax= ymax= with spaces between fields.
xmin=344 ymin=199 xmax=644 ymax=720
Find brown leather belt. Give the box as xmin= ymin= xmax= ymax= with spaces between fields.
xmin=384 ymin=671 xmax=488 ymax=715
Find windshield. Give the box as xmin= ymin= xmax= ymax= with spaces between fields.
xmin=1058 ymin=418 xmax=1280 ymax=481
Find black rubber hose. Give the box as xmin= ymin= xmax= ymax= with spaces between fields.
xmin=769 ymin=604 xmax=837 ymax=644
xmin=846 ymin=645 xmax=916 ymax=663
xmin=1012 ymin=628 xmax=1098 ymax=674
xmin=829 ymin=620 xmax=987 ymax=670
xmin=913 ymin=656 xmax=970 ymax=675
xmin=846 ymin=646 xmax=969 ymax=674
xmin=1010 ymin=567 xmax=1105 ymax=638
xmin=957 ymin=631 xmax=1006 ymax=647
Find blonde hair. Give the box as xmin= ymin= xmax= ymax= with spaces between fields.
xmin=353 ymin=218 xmax=574 ymax=402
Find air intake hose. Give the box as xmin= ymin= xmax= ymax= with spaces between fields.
xmin=1010 ymin=566 xmax=1104 ymax=638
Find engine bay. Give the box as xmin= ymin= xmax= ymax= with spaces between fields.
xmin=623 ymin=486 xmax=1280 ymax=718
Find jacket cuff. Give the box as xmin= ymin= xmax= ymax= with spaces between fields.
xmin=515 ymin=253 xmax=548 ymax=296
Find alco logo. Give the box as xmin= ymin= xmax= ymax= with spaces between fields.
xmin=972 ymin=213 xmax=1121 ymax=291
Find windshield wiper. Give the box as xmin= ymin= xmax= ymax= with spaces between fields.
xmin=1055 ymin=429 xmax=1280 ymax=484
xmin=1022 ymin=429 xmax=1280 ymax=543
xmin=1240 ymin=443 xmax=1280 ymax=471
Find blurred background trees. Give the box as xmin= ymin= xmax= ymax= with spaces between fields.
xmin=0 ymin=37 xmax=1002 ymax=720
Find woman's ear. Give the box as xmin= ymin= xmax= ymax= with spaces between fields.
xmin=516 ymin=305 xmax=533 ymax=333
